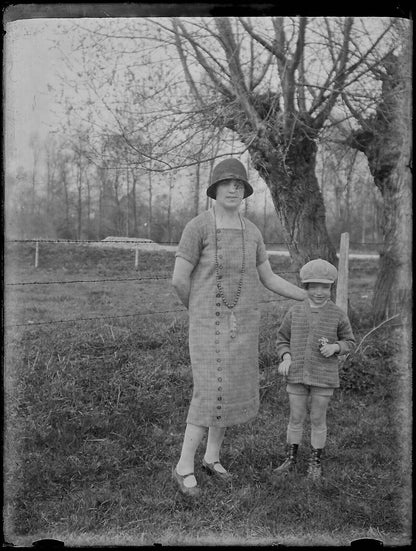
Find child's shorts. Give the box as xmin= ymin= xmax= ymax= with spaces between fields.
xmin=286 ymin=383 xmax=334 ymax=397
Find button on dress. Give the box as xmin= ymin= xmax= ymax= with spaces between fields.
xmin=175 ymin=209 xmax=268 ymax=427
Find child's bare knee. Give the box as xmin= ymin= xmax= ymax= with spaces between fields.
xmin=289 ymin=411 xmax=306 ymax=426
xmin=310 ymin=411 xmax=326 ymax=428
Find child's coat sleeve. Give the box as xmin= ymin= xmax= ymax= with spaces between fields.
xmin=335 ymin=311 xmax=356 ymax=355
xmin=276 ymin=308 xmax=293 ymax=360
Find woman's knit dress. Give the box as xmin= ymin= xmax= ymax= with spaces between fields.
xmin=176 ymin=209 xmax=268 ymax=427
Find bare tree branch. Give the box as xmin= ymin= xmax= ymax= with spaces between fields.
xmin=214 ymin=17 xmax=263 ymax=132
xmin=171 ymin=19 xmax=234 ymax=100
xmin=239 ymin=16 xmax=287 ymax=63
xmin=171 ymin=19 xmax=203 ymax=106
xmin=291 ymin=17 xmax=307 ymax=75
xmin=312 ymin=17 xmax=354 ymax=129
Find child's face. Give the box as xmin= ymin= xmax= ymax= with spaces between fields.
xmin=306 ymin=282 xmax=332 ymax=306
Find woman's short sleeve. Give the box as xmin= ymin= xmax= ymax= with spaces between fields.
xmin=256 ymin=231 xmax=269 ymax=266
xmin=175 ymin=217 xmax=203 ymax=266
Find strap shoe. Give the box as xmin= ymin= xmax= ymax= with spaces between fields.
xmin=202 ymin=459 xmax=233 ymax=482
xmin=172 ymin=467 xmax=201 ymax=497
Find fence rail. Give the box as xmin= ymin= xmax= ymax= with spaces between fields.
xmin=5 ymin=238 xmax=384 ymax=246
xmin=4 ymin=270 xmax=302 ymax=287
xmin=5 ymin=232 xmax=375 ymax=330
xmin=5 ymin=275 xmax=172 ymax=286
xmin=5 ymin=291 xmax=371 ymax=330
xmin=4 ymin=297 xmax=298 ymax=329
xmin=6 ymin=237 xmax=380 ymax=273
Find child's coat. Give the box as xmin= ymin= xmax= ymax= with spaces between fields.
xmin=276 ymin=300 xmax=356 ymax=388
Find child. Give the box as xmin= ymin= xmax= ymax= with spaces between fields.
xmin=274 ymin=258 xmax=356 ymax=479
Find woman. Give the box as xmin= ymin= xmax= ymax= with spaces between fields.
xmin=171 ymin=158 xmax=306 ymax=497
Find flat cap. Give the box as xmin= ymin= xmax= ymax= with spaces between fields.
xmin=300 ymin=259 xmax=338 ymax=284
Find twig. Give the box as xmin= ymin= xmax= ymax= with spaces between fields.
xmin=354 ymin=314 xmax=401 ymax=354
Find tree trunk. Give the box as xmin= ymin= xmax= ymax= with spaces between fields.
xmin=46 ymin=155 xmax=53 ymax=220
xmin=63 ymin=182 xmax=70 ymax=237
xmin=31 ymin=167 xmax=36 ymax=220
xmin=75 ymin=149 xmax=83 ymax=240
xmin=132 ymin=171 xmax=138 ymax=237
xmin=125 ymin=168 xmax=130 ymax=237
xmin=244 ymin=159 xmax=250 ymax=217
xmin=361 ymin=197 xmax=366 ymax=244
xmin=167 ymin=173 xmax=174 ymax=244
xmin=206 ymin=157 xmax=215 ymax=211
xmin=372 ymin=154 xmax=412 ymax=323
xmin=147 ymin=169 xmax=152 ymax=240
xmin=113 ymin=172 xmax=122 ymax=235
xmin=98 ymin=186 xmax=103 ymax=240
xmin=194 ymin=162 xmax=200 ymax=217
xmin=85 ymin=175 xmax=91 ymax=239
xmin=345 ymin=169 xmax=351 ymax=233
xmin=248 ymin=124 xmax=337 ymax=274
xmin=348 ymin=41 xmax=412 ymax=324
xmin=77 ymin=182 xmax=82 ymax=240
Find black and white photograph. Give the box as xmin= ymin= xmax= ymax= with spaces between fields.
xmin=3 ymin=4 xmax=412 ymax=547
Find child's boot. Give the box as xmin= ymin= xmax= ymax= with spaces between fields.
xmin=273 ymin=443 xmax=298 ymax=476
xmin=307 ymin=447 xmax=323 ymax=480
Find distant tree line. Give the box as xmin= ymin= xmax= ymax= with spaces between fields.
xmin=6 ymin=130 xmax=382 ymax=248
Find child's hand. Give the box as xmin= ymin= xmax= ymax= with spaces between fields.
xmin=278 ymin=358 xmax=291 ymax=376
xmin=320 ymin=343 xmax=340 ymax=358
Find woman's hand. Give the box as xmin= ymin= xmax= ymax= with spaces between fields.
xmin=278 ymin=357 xmax=291 ymax=376
xmin=172 ymin=257 xmax=194 ymax=308
xmin=257 ymin=260 xmax=307 ymax=301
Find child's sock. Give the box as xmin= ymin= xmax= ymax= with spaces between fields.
xmin=287 ymin=424 xmax=303 ymax=445
xmin=311 ymin=427 xmax=327 ymax=449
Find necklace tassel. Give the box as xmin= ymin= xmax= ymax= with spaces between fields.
xmin=230 ymin=311 xmax=237 ymax=338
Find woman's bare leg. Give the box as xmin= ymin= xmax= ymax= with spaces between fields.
xmin=204 ymin=426 xmax=227 ymax=472
xmin=176 ymin=423 xmax=205 ymax=487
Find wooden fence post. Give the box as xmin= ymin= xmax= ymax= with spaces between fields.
xmin=336 ymin=232 xmax=349 ymax=312
xmin=35 ymin=241 xmax=39 ymax=268
xmin=134 ymin=247 xmax=139 ymax=271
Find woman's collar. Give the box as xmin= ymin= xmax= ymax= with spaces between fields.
xmin=210 ymin=207 xmax=246 ymax=229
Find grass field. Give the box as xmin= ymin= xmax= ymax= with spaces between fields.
xmin=3 ymin=243 xmax=412 ymax=546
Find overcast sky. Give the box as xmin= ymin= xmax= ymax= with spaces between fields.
xmin=5 ymin=18 xmax=77 ymax=172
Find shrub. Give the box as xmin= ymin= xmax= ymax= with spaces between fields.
xmin=339 ymin=325 xmax=402 ymax=395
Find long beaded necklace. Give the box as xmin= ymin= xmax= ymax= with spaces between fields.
xmin=213 ymin=207 xmax=246 ymax=339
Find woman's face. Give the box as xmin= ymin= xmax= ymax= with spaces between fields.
xmin=215 ymin=179 xmax=245 ymax=209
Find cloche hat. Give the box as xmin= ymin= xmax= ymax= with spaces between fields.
xmin=207 ymin=158 xmax=253 ymax=199
xmin=300 ymin=259 xmax=338 ymax=284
